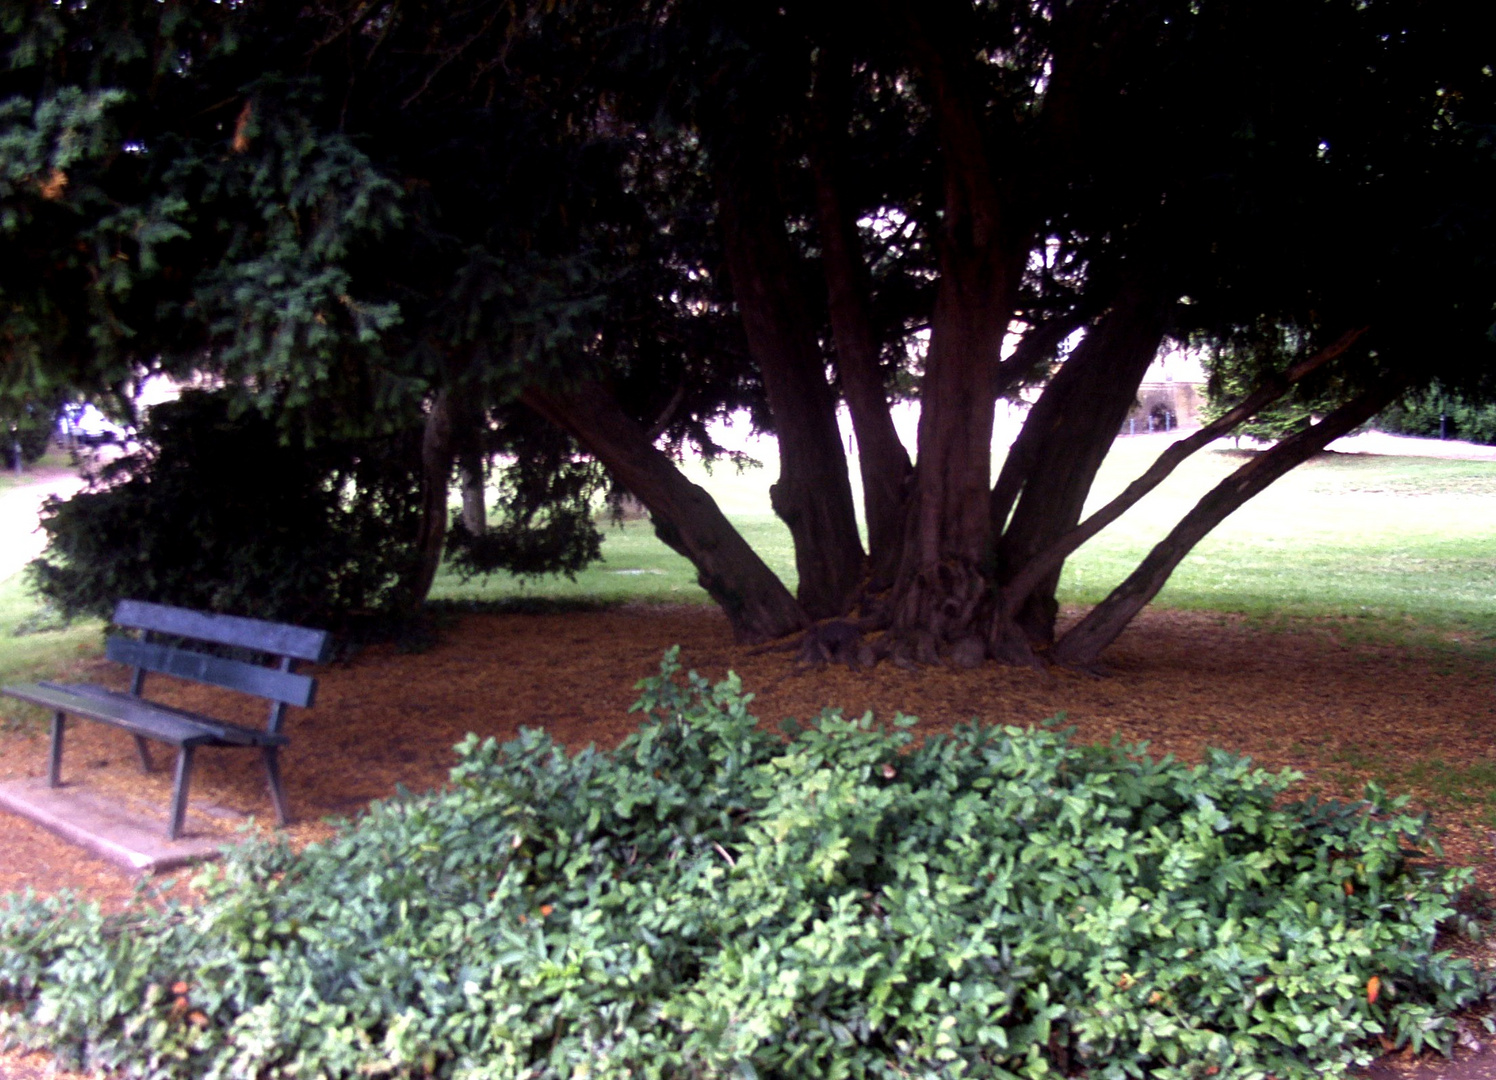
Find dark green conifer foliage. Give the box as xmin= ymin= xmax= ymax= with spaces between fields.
xmin=29 ymin=390 xmax=424 ymax=626
xmin=3 ymin=0 xmax=1494 ymax=651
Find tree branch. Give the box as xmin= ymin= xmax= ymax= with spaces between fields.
xmin=521 ymin=382 xmax=808 ymax=643
xmin=991 ymin=306 xmax=1094 ymax=399
xmin=810 ymin=43 xmax=912 ymax=581
xmin=1050 ymin=366 xmax=1405 ymax=667
xmin=999 ymin=325 xmax=1369 ymax=617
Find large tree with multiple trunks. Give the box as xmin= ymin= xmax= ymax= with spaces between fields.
xmin=2 ymin=1 xmax=1492 ymax=661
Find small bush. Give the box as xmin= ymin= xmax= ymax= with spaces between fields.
xmin=0 ymin=395 xmax=56 ymax=470
xmin=444 ymin=414 xmax=606 ymax=582
xmin=27 ymin=389 xmax=424 ymax=627
xmin=1377 ymin=384 xmax=1496 ymax=446
xmin=0 ymin=651 xmax=1486 ymax=1079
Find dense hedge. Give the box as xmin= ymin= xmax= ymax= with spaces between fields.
xmin=1 ymin=395 xmax=55 ymax=470
xmin=27 ymin=389 xmax=424 ymax=626
xmin=0 ymin=651 xmax=1486 ymax=1079
xmin=1377 ymin=385 xmax=1496 ymax=446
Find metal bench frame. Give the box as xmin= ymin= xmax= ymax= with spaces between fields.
xmin=2 ymin=600 xmax=330 ymax=839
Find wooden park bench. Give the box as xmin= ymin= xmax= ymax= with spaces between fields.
xmin=1 ymin=600 xmax=330 ymax=839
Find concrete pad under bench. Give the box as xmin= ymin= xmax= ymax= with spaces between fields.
xmin=0 ymin=778 xmax=236 ymax=873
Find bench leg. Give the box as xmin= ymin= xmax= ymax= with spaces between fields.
xmin=167 ymin=746 xmax=195 ymax=841
xmin=48 ymin=712 xmax=65 ymax=788
xmin=133 ymin=736 xmax=154 ymax=773
xmin=262 ymin=746 xmax=291 ymax=827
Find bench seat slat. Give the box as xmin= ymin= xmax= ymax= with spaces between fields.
xmin=105 ymin=637 xmax=318 ymax=708
xmin=47 ymin=683 xmax=289 ymax=746
xmin=2 ymin=600 xmax=321 ymax=840
xmin=3 ymin=681 xmax=287 ymax=748
xmin=114 ymin=600 xmax=331 ymax=663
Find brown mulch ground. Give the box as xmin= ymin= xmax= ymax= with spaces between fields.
xmin=2 ymin=604 xmax=1496 ymax=1078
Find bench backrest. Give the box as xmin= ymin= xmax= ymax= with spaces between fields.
xmin=108 ymin=600 xmax=331 ymax=733
xmin=114 ymin=600 xmax=331 ymax=661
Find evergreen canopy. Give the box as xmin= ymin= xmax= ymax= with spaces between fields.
xmin=2 ymin=0 xmax=1492 ymax=660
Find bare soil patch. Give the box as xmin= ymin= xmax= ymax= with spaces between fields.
xmin=3 ymin=604 xmax=1495 ymax=1078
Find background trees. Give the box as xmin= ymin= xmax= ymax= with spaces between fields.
xmin=2 ymin=0 xmax=1492 ymax=661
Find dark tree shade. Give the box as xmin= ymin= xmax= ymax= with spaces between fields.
xmin=4 ymin=0 xmax=1493 ymax=658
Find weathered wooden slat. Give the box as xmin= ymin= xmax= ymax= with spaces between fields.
xmin=106 ymin=637 xmax=317 ymax=708
xmin=50 ymin=682 xmax=291 ymax=746
xmin=3 ymin=600 xmax=324 ymax=839
xmin=17 ymin=681 xmax=289 ymax=747
xmin=112 ymin=600 xmax=331 ymax=663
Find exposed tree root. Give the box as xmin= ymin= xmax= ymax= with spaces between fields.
xmin=749 ymin=618 xmax=876 ymax=671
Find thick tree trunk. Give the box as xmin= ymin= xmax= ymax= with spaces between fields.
xmin=409 ymin=387 xmax=454 ymax=606
xmin=993 ymin=281 xmax=1171 ymax=650
xmin=880 ymin=251 xmax=1018 ymax=660
xmin=453 ymin=398 xmax=488 ymax=535
xmin=810 ymin=51 xmax=912 ymax=587
xmin=987 ymin=307 xmax=1127 ymax=536
xmin=716 ymin=148 xmax=866 ymax=619
xmin=522 ymin=382 xmax=808 ymax=644
xmin=998 ymin=326 xmax=1370 ymax=620
xmin=883 ymin=7 xmax=1030 ymax=654
xmin=460 ymin=465 xmax=486 ymax=535
xmin=888 ymin=256 xmax=1016 ymax=623
xmin=1051 ymin=374 xmax=1407 ymax=668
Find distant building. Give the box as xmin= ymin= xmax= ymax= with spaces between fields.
xmin=1123 ymin=347 xmax=1208 ymax=433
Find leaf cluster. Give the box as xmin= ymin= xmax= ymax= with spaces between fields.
xmin=443 ymin=403 xmax=607 ymax=582
xmin=1377 ymin=383 xmax=1496 ymax=447
xmin=0 ymin=392 xmax=55 ymax=468
xmin=0 ymin=650 xmax=1486 ymax=1079
xmin=25 ymin=389 xmax=424 ymax=627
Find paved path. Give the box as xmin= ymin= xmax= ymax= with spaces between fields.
xmin=0 ymin=465 xmax=85 ymax=581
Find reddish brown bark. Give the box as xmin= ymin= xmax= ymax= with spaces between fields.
xmin=809 ymin=51 xmax=912 ymax=586
xmin=885 ymin=4 xmax=1030 ymax=644
xmin=409 ymin=387 xmax=454 ymax=606
xmin=1051 ymin=373 xmax=1408 ymax=668
xmin=716 ymin=147 xmax=866 ymax=619
xmin=998 ymin=326 xmax=1370 ymax=620
xmin=522 ymin=382 xmax=808 ymax=644
xmin=986 ymin=307 xmax=1117 ymax=538
xmin=993 ymin=281 xmax=1171 ymax=649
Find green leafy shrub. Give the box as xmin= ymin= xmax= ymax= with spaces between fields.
xmin=1377 ymin=384 xmax=1496 ymax=446
xmin=0 ymin=650 xmax=1486 ymax=1079
xmin=26 ymin=389 xmax=424 ymax=626
xmin=444 ymin=417 xmax=605 ymax=582
xmin=1 ymin=395 xmax=56 ymax=470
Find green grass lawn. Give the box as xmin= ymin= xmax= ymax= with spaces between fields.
xmin=0 ymin=574 xmax=102 ymax=730
xmin=1063 ymin=441 xmax=1496 ymax=641
xmin=432 ymin=436 xmax=1496 ymax=643
xmin=6 ymin=434 xmax=1493 ymax=695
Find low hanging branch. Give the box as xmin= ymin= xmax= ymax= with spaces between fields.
xmin=521 ymin=382 xmax=809 ymax=644
xmin=998 ymin=326 xmax=1370 ymax=619
xmin=1049 ymin=368 xmax=1407 ymax=668
xmin=643 ymin=383 xmax=687 ymax=444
